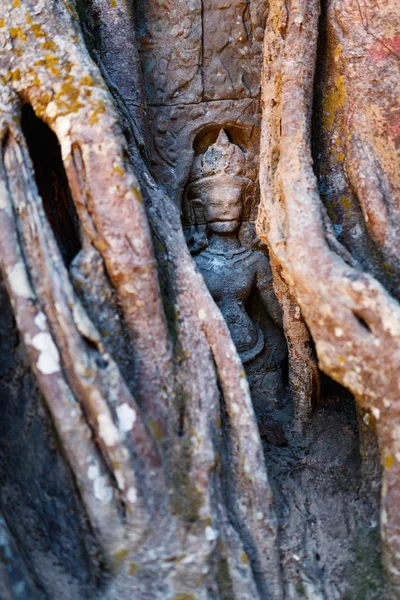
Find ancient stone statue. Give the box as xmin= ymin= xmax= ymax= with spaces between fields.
xmin=186 ymin=130 xmax=287 ymax=420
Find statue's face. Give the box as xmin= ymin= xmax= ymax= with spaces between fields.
xmin=205 ymin=182 xmax=243 ymax=234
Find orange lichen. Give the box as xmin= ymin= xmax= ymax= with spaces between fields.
xmin=42 ymin=40 xmax=57 ymax=52
xmin=384 ymin=453 xmax=394 ymax=470
xmin=9 ymin=27 xmax=27 ymax=42
xmin=323 ymin=76 xmax=346 ymax=131
xmin=30 ymin=23 xmax=46 ymax=38
xmin=334 ymin=43 xmax=342 ymax=63
xmin=89 ymin=112 xmax=99 ymax=125
xmin=10 ymin=69 xmax=21 ymax=82
xmin=80 ymin=75 xmax=95 ymax=87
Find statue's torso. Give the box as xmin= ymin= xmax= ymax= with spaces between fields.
xmin=195 ymin=247 xmax=266 ymax=362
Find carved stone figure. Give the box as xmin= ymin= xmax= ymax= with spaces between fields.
xmin=187 ymin=130 xmax=287 ymax=419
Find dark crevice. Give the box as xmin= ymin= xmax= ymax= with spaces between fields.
xmin=354 ymin=312 xmax=372 ymax=333
xmin=21 ymin=105 xmax=81 ymax=267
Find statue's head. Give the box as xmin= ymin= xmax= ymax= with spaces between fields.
xmin=188 ymin=130 xmax=251 ymax=234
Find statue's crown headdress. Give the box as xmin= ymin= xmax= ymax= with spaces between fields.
xmin=189 ymin=130 xmax=250 ymax=192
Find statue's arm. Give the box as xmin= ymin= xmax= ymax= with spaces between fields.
xmin=256 ymin=256 xmax=283 ymax=329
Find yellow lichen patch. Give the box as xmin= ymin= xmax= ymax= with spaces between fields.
xmin=44 ymin=53 xmax=59 ymax=68
xmin=128 ymin=563 xmax=139 ymax=575
xmin=338 ymin=356 xmax=345 ymax=364
xmin=110 ymin=0 xmax=118 ymax=7
xmin=89 ymin=99 xmax=106 ymax=125
xmin=10 ymin=69 xmax=21 ymax=82
xmin=54 ymin=76 xmax=84 ymax=115
xmin=113 ymin=165 xmax=124 ymax=176
xmin=384 ymin=453 xmax=394 ymax=470
xmin=173 ymin=595 xmax=195 ymax=600
xmin=25 ymin=13 xmax=33 ymax=24
xmin=12 ymin=0 xmax=21 ymax=6
xmin=0 ymin=19 xmax=5 ymax=28
xmin=241 ymin=551 xmax=249 ymax=565
xmin=80 ymin=75 xmax=95 ymax=87
xmin=340 ymin=195 xmax=352 ymax=211
xmin=89 ymin=112 xmax=99 ymax=125
xmin=114 ymin=548 xmax=129 ymax=562
xmin=30 ymin=23 xmax=46 ymax=38
xmin=9 ymin=27 xmax=27 ymax=42
xmin=336 ymin=152 xmax=345 ymax=162
xmin=42 ymin=40 xmax=57 ymax=52
xmin=96 ymin=100 xmax=106 ymax=114
xmin=323 ymin=75 xmax=346 ymax=131
xmin=334 ymin=43 xmax=343 ymax=63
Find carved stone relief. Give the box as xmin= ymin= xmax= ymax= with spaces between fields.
xmin=185 ymin=130 xmax=287 ymax=423
xmin=134 ymin=0 xmax=287 ymax=428
xmin=202 ymin=0 xmax=267 ymax=101
xmin=134 ymin=0 xmax=267 ymax=106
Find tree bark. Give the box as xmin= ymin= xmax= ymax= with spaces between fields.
xmin=258 ymin=0 xmax=400 ymax=594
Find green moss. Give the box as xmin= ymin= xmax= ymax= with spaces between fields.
xmin=169 ymin=433 xmax=203 ymax=522
xmin=295 ymin=581 xmax=306 ymax=597
xmin=215 ymin=543 xmax=234 ymax=600
xmin=344 ymin=526 xmax=385 ymax=600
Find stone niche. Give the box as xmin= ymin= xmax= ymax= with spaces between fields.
xmin=134 ymin=0 xmax=288 ymax=433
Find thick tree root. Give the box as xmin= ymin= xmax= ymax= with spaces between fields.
xmin=258 ymin=0 xmax=400 ymax=592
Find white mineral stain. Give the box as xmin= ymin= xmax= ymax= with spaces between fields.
xmin=205 ymin=526 xmax=218 ymax=542
xmin=334 ymin=327 xmax=343 ymax=338
xmin=93 ymin=476 xmax=113 ymax=503
xmin=198 ymin=309 xmax=206 ymax=320
xmin=115 ymin=469 xmax=125 ymax=490
xmin=88 ymin=464 xmax=99 ymax=480
xmin=98 ymin=414 xmax=120 ymax=446
xmin=0 ymin=180 xmax=11 ymax=213
xmin=240 ymin=378 xmax=249 ymax=393
xmin=34 ymin=312 xmax=46 ymax=331
xmin=116 ymin=403 xmax=137 ymax=432
xmin=32 ymin=332 xmax=60 ymax=374
xmin=8 ymin=262 xmax=33 ymax=299
xmin=372 ymin=407 xmax=381 ymax=420
xmin=127 ymin=487 xmax=137 ymax=504
xmin=55 ymin=116 xmax=72 ymax=160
